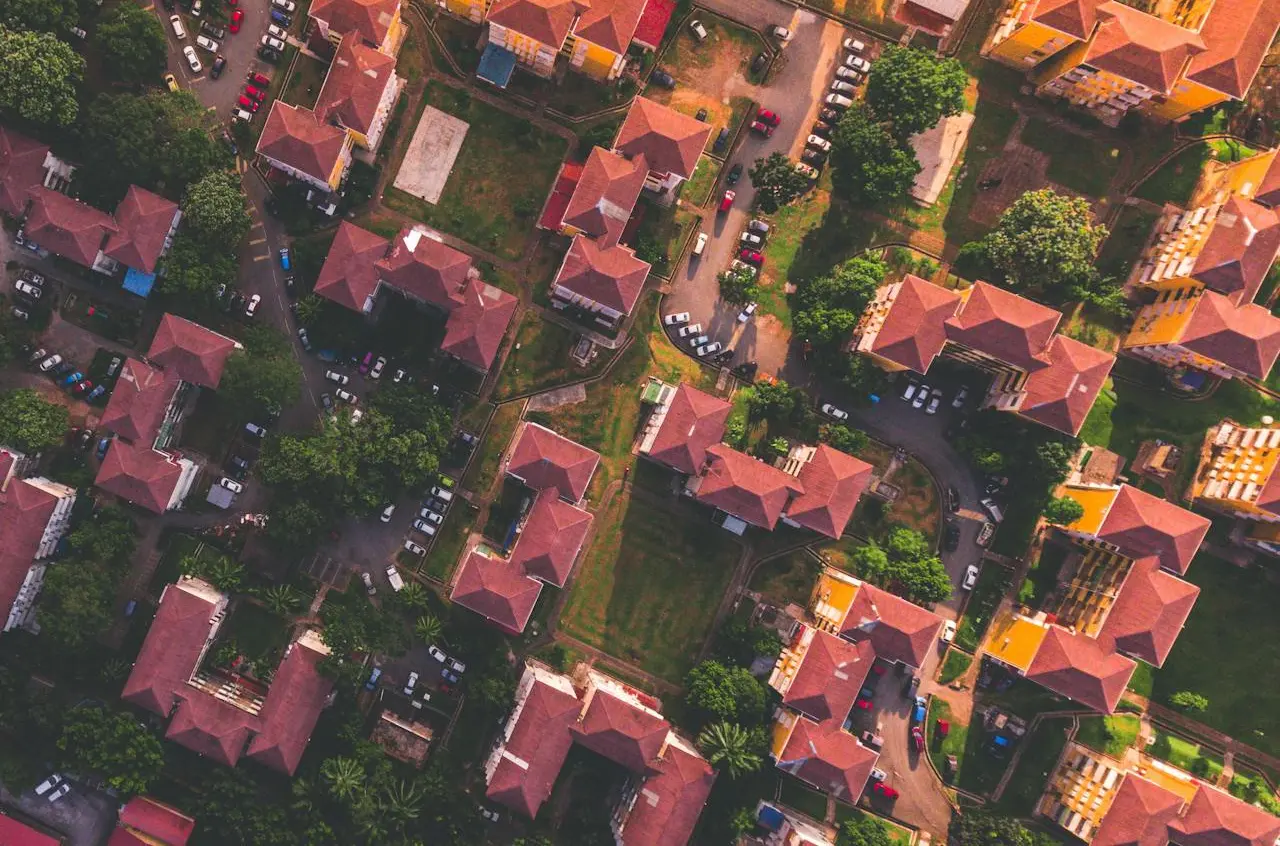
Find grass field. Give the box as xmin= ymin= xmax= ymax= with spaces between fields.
xmin=683 ymin=155 xmax=721 ymax=209
xmin=1096 ymin=206 xmax=1159 ymax=281
xmin=995 ymin=719 xmax=1071 ymax=815
xmin=1148 ymin=730 xmax=1224 ymax=781
xmin=420 ymin=502 xmax=478 ymax=583
xmin=1132 ymin=139 xmax=1256 ymax=207
xmin=464 ymin=401 xmax=524 ymax=496
xmin=384 ymin=81 xmax=567 ymax=260
xmin=749 ymin=550 xmax=821 ymax=608
xmin=493 ymin=312 xmax=616 ymax=399
xmin=939 ymin=650 xmax=973 ymax=685
xmin=936 ymin=98 xmax=1021 ymax=246
xmin=956 ymin=561 xmax=1011 ymax=652
xmin=1019 ymin=118 xmax=1118 ymax=198
xmin=559 ymin=492 xmax=742 ymax=683
xmin=1076 ymin=715 xmax=1141 ymax=758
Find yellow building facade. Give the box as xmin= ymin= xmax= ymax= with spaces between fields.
xmin=1190 ymin=419 xmax=1280 ymax=521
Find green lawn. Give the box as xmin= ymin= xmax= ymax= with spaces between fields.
xmin=220 ymin=603 xmax=291 ymax=669
xmin=1019 ymin=117 xmax=1117 ymax=198
xmin=930 ymin=696 xmax=1011 ymax=795
xmin=995 ymin=719 xmax=1071 ymax=815
xmin=683 ymin=155 xmax=720 ymax=209
xmin=956 ymin=561 xmax=1012 ymax=652
xmin=937 ymin=98 xmax=1021 ymax=246
xmin=1096 ymin=205 xmax=1159 ymax=281
xmin=1148 ymin=730 xmax=1224 ymax=781
xmin=421 ymin=502 xmax=478 ymax=583
xmin=939 ymin=650 xmax=973 ymax=685
xmin=778 ymin=777 xmax=830 ymax=821
xmin=558 ymin=491 xmax=742 ymax=683
xmin=280 ymin=54 xmax=329 ymax=110
xmin=1132 ymin=140 xmax=1257 ymax=208
xmin=463 ymin=401 xmax=524 ymax=496
xmin=832 ymin=807 xmax=912 ymax=844
xmin=384 ymin=81 xmax=567 ymax=260
xmin=493 ymin=312 xmax=616 ymax=400
xmin=749 ymin=550 xmax=821 ymax=608
xmin=1076 ymin=715 xmax=1141 ymax=758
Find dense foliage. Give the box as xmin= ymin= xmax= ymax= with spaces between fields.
xmin=0 ymin=26 xmax=83 ymax=126
xmin=749 ymin=152 xmax=812 ymax=212
xmin=0 ymin=388 xmax=68 ymax=452
xmin=96 ymin=3 xmax=167 ymax=85
xmin=58 ymin=705 xmax=164 ymax=797
xmin=865 ymin=46 xmax=967 ymax=141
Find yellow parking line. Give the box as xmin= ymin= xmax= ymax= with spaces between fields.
xmin=253 ymin=254 xmax=269 ymax=262
xmin=249 ymin=237 xmax=266 ymax=245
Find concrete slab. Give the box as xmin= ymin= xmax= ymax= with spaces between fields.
xmin=910 ymin=111 xmax=975 ymax=206
xmin=392 ymin=105 xmax=469 ymax=205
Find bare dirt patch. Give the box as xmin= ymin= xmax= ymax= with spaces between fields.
xmin=968 ymin=142 xmax=1052 ymax=227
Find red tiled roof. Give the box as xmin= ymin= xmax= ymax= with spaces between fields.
xmin=450 ymin=551 xmax=543 ymax=635
xmin=1178 ymin=291 xmax=1280 ymax=380
xmin=646 ymin=383 xmax=731 ymax=475
xmin=0 ymin=815 xmax=60 ymax=846
xmin=1096 ymin=484 xmax=1211 ymax=575
xmin=165 ymin=695 xmax=255 ymax=766
xmin=23 ymin=186 xmax=116 ymax=268
xmin=315 ymin=33 xmax=396 ymax=137
xmin=839 ymin=582 xmax=944 ymax=668
xmin=615 ymin=97 xmax=711 ymax=181
xmin=510 ymin=488 xmax=593 ymax=587
xmin=486 ymin=678 xmax=581 ymax=817
xmin=0 ymin=126 xmax=48 ymax=218
xmin=95 ymin=441 xmax=183 ymax=514
xmin=116 ymin=796 xmax=196 ymax=846
xmin=1025 ymin=626 xmax=1137 ymax=712
xmin=375 ymin=227 xmax=472 ymax=309
xmin=441 ymin=280 xmax=518 ymax=371
xmin=1091 ymin=774 xmax=1184 ymax=846
xmin=507 ymin=422 xmax=601 ymax=503
xmin=122 ymin=581 xmax=220 ymax=717
xmin=309 ymin=0 xmax=399 ymax=45
xmin=784 ymin=630 xmax=875 ymax=722
xmin=255 ymin=102 xmax=347 ymax=187
xmin=539 ymin=161 xmax=584 ymax=232
xmin=108 ymin=830 xmax=150 ymax=846
xmin=553 ymin=235 xmax=650 ymax=315
xmin=1185 ymin=0 xmax=1280 ymax=98
xmin=632 ymin=0 xmax=674 ymax=48
xmin=1084 ymin=2 xmax=1206 ymax=94
xmin=147 ymin=314 xmax=241 ymax=390
xmin=1190 ymin=197 xmax=1280 ymax=304
xmin=695 ymin=443 xmax=804 ymax=530
xmin=575 ymin=0 xmax=648 ymax=55
xmin=104 ymin=186 xmax=179 ymax=274
xmin=1173 ymin=784 xmax=1280 ymax=846
xmin=944 ymin=281 xmax=1060 ymax=371
xmin=617 ymin=741 xmax=716 ymax=846
xmin=572 ymin=688 xmax=670 ymax=772
xmin=867 ymin=274 xmax=962 ymax=373
xmin=787 ymin=445 xmax=873 ymax=539
xmin=777 ymin=718 xmax=879 ymax=800
xmin=1028 ymin=0 xmax=1101 ymax=39
xmin=1255 ymin=152 xmax=1280 ymax=210
xmin=100 ymin=358 xmax=178 ymax=444
xmin=561 ymin=148 xmax=647 ymax=247
xmin=246 ymin=636 xmax=334 ymax=775
xmin=1099 ymin=557 xmax=1199 ymax=667
xmin=1017 ymin=335 xmax=1116 ymax=436
xmin=314 ymin=221 xmax=389 ymax=313
xmin=0 ymin=473 xmax=58 ymax=640
xmin=488 ymin=0 xmax=579 ymax=47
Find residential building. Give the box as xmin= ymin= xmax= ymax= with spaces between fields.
xmin=549 ymin=234 xmax=650 ymax=328
xmin=896 ymin=0 xmax=970 ymax=36
xmin=109 ymin=796 xmax=196 ymax=846
xmin=614 ymin=97 xmax=711 ymax=195
xmin=308 ymin=0 xmax=404 ymax=55
xmin=982 ymin=0 xmax=1280 ymax=124
xmin=485 ymin=661 xmax=715 ymax=843
xmin=0 ymin=814 xmax=59 ymax=846
xmin=852 ymin=276 xmax=1116 ymax=436
xmin=1188 ymin=420 xmax=1280 ymax=553
xmin=100 ymin=185 xmax=182 ymax=279
xmin=0 ymin=126 xmax=50 ymax=218
xmin=486 ymin=0 xmax=579 ymax=79
xmin=0 ymin=450 xmax=77 ymax=634
xmin=504 ymin=421 xmax=601 ymax=504
xmin=122 ymin=578 xmax=334 ymax=775
xmin=313 ymin=33 xmax=401 ymax=151
xmin=558 ymin=147 xmax=647 ymax=247
xmin=256 ymin=102 xmax=354 ymax=193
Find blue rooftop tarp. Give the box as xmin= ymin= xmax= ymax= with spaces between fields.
xmin=122 ymin=267 xmax=156 ymax=298
xmin=756 ymin=804 xmax=784 ymax=831
xmin=477 ymin=44 xmax=517 ymax=89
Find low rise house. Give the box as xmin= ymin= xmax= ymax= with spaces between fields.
xmin=1189 ymin=419 xmax=1280 ymax=554
xmin=614 ymin=97 xmax=711 ymax=197
xmin=109 ymin=795 xmax=196 ymax=846
xmin=308 ymin=0 xmax=404 ymax=55
xmin=256 ymin=103 xmax=355 ymax=193
xmin=0 ymin=126 xmax=51 ymax=218
xmin=0 ymin=450 xmax=76 ymax=634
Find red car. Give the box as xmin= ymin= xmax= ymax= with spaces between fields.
xmin=854 ymin=696 xmax=872 ymax=710
xmin=245 ymin=84 xmax=266 ymax=101
xmin=873 ymin=782 xmax=900 ymax=800
xmin=73 ymin=380 xmax=93 ymax=395
xmin=237 ymin=95 xmax=260 ymax=112
xmin=749 ymin=120 xmax=774 ymax=137
xmin=719 ymin=190 xmax=735 ymax=213
xmin=756 ymin=108 xmax=781 ymax=126
xmin=739 ymin=249 xmax=763 ymax=265
xmin=936 ymin=719 xmax=950 ymax=740
xmin=227 ymin=0 xmax=238 ymax=6
xmin=229 ymin=9 xmax=243 ymax=30
xmin=248 ymin=71 xmax=270 ymax=87
xmin=911 ymin=725 xmax=924 ymax=752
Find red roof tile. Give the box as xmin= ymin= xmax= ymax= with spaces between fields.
xmin=165 ymin=695 xmax=255 ymax=766
xmin=0 ymin=474 xmax=59 ymax=638
xmin=1017 ymin=335 xmax=1116 ymax=436
xmin=308 ymin=0 xmax=399 ymax=46
xmin=122 ymin=581 xmax=221 ymax=717
xmin=783 ymin=630 xmax=875 ymax=722
xmin=615 ymin=98 xmax=711 ymax=181
xmin=486 ymin=677 xmax=581 ymax=817
xmin=694 ymin=443 xmax=804 ymax=530
xmin=572 ymin=688 xmax=670 ymax=772
xmin=1185 ymin=0 xmax=1280 ymax=98
xmin=246 ymin=635 xmax=334 ymax=775
xmin=1191 ymin=197 xmax=1280 ymax=304
xmin=1025 ymin=626 xmax=1137 ymax=712
xmin=777 ymin=718 xmax=879 ymax=800
xmin=23 ymin=186 xmax=116 ymax=268
xmin=553 ymin=235 xmax=650 ymax=315
xmin=787 ymin=445 xmax=873 ymax=539
xmin=1091 ymin=774 xmax=1184 ymax=846
xmin=117 ymin=796 xmax=196 ymax=846
xmin=104 ymin=186 xmax=179 ymax=274
xmin=1178 ymin=290 xmax=1280 ymax=380
xmin=575 ymin=0 xmax=648 ymax=55
xmin=1255 ymin=152 xmax=1280 ymax=210
xmin=507 ymin=422 xmax=601 ymax=503
xmin=488 ymin=0 xmax=579 ymax=47
xmin=617 ymin=741 xmax=716 ymax=846
xmin=1099 ymin=557 xmax=1199 ymax=667
xmin=95 ymin=441 xmax=184 ymax=514
xmin=839 ymin=582 xmax=944 ymax=667
xmin=539 ymin=161 xmax=584 ymax=232
xmin=561 ymin=148 xmax=647 ymax=247
xmin=255 ymin=102 xmax=347 ymax=187
xmin=645 ymin=383 xmax=731 ymax=475
xmin=1095 ymin=484 xmax=1211 ymax=575
xmin=441 ymin=279 xmax=518 ymax=372
xmin=944 ymin=281 xmax=1060 ymax=371
xmin=451 ymin=551 xmax=543 ymax=634
xmin=100 ymin=359 xmax=179 ymax=444
xmin=1173 ymin=784 xmax=1280 ymax=846
xmin=0 ymin=815 xmax=60 ymax=846
xmin=1028 ymin=0 xmax=1102 ymax=39
xmin=146 ymin=314 xmax=241 ymax=390
xmin=314 ymin=221 xmax=389 ymax=312
xmin=510 ymin=488 xmax=593 ymax=587
xmin=632 ymin=0 xmax=674 ymax=49
xmin=314 ymin=33 xmax=396 ymax=137
xmin=868 ymin=275 xmax=962 ymax=374
xmin=1083 ymin=2 xmax=1205 ymax=94
xmin=375 ymin=227 xmax=472 ymax=309
xmin=0 ymin=126 xmax=49 ymax=217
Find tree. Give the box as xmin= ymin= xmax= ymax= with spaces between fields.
xmin=183 ymin=171 xmax=252 ymax=247
xmin=974 ymin=189 xmax=1107 ymax=296
xmin=685 ymin=661 xmax=766 ymax=725
xmin=37 ymin=562 xmax=115 ymax=649
xmin=795 ymin=257 xmax=886 ymax=315
xmin=156 ymin=233 xmax=238 ymax=300
xmin=885 ymin=526 xmax=931 ymax=562
xmin=1171 ymin=691 xmax=1209 ymax=712
xmin=0 ymin=27 xmax=83 ymax=126
xmin=0 ymin=388 xmax=68 ymax=452
xmin=819 ymin=423 xmax=869 ymax=454
xmin=414 ymin=614 xmax=443 ymax=645
xmin=718 ymin=265 xmax=759 ymax=305
xmin=950 ymin=811 xmax=1053 ymax=846
xmin=321 ymin=757 xmax=364 ymax=802
xmin=2 ymin=0 xmax=78 ymax=33
xmin=714 ymin=618 xmax=783 ymax=665
xmin=830 ymin=104 xmax=920 ymax=206
xmin=181 ymin=553 xmax=244 ymax=592
xmin=839 ymin=814 xmax=894 ymax=846
xmin=96 ymin=3 xmax=167 ymax=85
xmin=749 ymin=152 xmax=810 ymax=212
xmin=696 ymin=722 xmax=763 ymax=779
xmin=1031 ymin=440 xmax=1075 ymax=490
xmin=865 ymin=47 xmax=967 ymax=140
xmin=57 ymin=706 xmax=164 ymax=797
xmin=260 ymin=585 xmax=303 ymax=616
xmin=1043 ymin=496 xmax=1085 ymax=526
xmin=380 ymin=780 xmax=422 ymax=826
xmin=745 ymin=379 xmax=795 ymax=422
xmin=218 ymin=334 xmax=303 ymax=421
xmin=893 ymin=555 xmax=953 ymax=604
xmin=850 ymin=542 xmax=890 ymax=583
xmin=395 ymin=581 xmax=428 ymax=612
xmin=265 ymin=500 xmax=326 ymax=550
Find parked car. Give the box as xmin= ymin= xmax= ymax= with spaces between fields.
xmin=713 ymin=127 xmax=730 ymax=151
xmin=819 ymin=107 xmax=841 ymax=122
xmin=164 ymin=72 xmax=180 ymax=92
xmin=61 ymin=371 xmax=83 ymax=386
xmin=258 ymin=45 xmax=282 ymax=62
xmin=719 ymin=190 xmax=735 ymax=212
xmin=946 ymin=485 xmax=959 ymax=512
xmin=740 ymin=231 xmax=763 ymax=247
xmin=925 ymin=390 xmax=942 ymax=415
xmin=335 ymin=388 xmax=357 ymax=404
xmin=413 ymin=518 xmax=436 ymax=536
xmin=801 ymin=150 xmax=826 ymax=168
xmin=183 ymin=45 xmax=202 ymax=72
xmin=249 ymin=71 xmax=271 ymax=87
xmin=980 ymin=498 xmax=1004 ymax=522
xmin=245 ymin=84 xmax=267 ymax=101
xmin=47 ymin=783 xmax=71 ymax=803
xmin=750 ymin=51 xmax=767 ymax=75
xmin=812 ymin=120 xmax=835 ymax=138
xmin=747 ymin=219 xmax=770 ymax=235
xmin=11 ymin=308 xmax=29 ymax=321
xmin=230 ymin=9 xmax=244 ymax=30
xmin=845 ymin=54 xmax=872 ymax=72
xmin=692 ymin=232 xmax=708 ymax=256
xmin=14 ymin=280 xmax=41 ymax=300
xmin=686 ymin=334 xmax=709 ymax=348
xmin=696 ymin=341 xmax=722 ymax=357
xmin=428 ymin=645 xmax=448 ymax=664
xmin=237 ymin=95 xmax=259 ymax=112
xmin=271 ymin=0 xmax=296 ymax=10
xmin=663 ymin=312 xmax=689 ymax=326
xmin=806 ymin=134 xmax=832 ymax=152
xmin=835 ymin=65 xmax=863 ymax=82
xmin=96 ymin=437 xmax=111 ymax=460
xmin=677 ymin=324 xmax=703 ymax=338
xmin=266 ymin=23 xmax=288 ymax=39
xmin=749 ymin=119 xmax=774 ymax=137
xmin=386 ymin=565 xmax=404 ymax=591
xmin=650 ymin=68 xmax=675 ymax=88
xmin=200 ymin=20 xmax=226 ymax=37
xmin=739 ymin=248 xmax=763 ymax=265
xmin=325 ymin=370 xmax=350 ymax=385
xmin=830 ymin=79 xmax=857 ymax=94
xmin=220 ymin=477 xmax=244 ymax=493
xmin=86 ymin=385 xmax=106 ymax=402
xmin=769 ymin=24 xmax=792 ymax=41
xmin=364 ymin=667 xmax=382 ymax=690
xmin=795 ymin=162 xmax=819 ymax=181
xmin=196 ymin=34 xmax=218 ymax=52
xmin=261 ymin=34 xmax=285 ymax=51
xmin=943 ymin=521 xmax=960 ymax=551
xmin=279 ymin=248 xmax=291 ymax=269
xmin=361 ymin=571 xmax=376 ymax=595
xmin=297 ymin=327 xmax=310 ymax=350
xmin=820 ymin=403 xmax=848 ymax=420
xmin=695 ymin=107 xmax=708 ymax=122
xmin=170 ymin=14 xmax=186 ymax=37
xmin=843 ymin=37 xmax=867 ymax=53
xmin=320 ymin=393 xmax=333 ymax=412
xmin=689 ymin=19 xmax=707 ymax=40
xmin=370 ymin=356 xmax=387 ymax=379
xmin=210 ymin=55 xmax=226 ymax=78
xmin=952 ymin=385 xmax=969 ymax=408
xmin=404 ymin=539 xmax=426 ymax=555
xmin=737 ymin=303 xmax=757 ymax=323
xmin=417 ymin=508 xmax=443 ymax=526
xmin=941 ymin=620 xmax=957 ymax=643
xmin=912 ymin=384 xmax=929 ymax=409
xmin=825 ymin=93 xmax=853 ymax=109
xmin=27 ymin=348 xmax=47 ymax=364
xmin=39 ymin=354 xmax=62 ymax=372
xmin=962 ymin=564 xmax=980 ymax=591
xmin=729 ymin=260 xmax=758 ymax=277
xmin=911 ymin=725 xmax=924 ymax=752
xmin=977 ymin=520 xmax=995 ymax=547
xmin=233 ymin=108 xmax=254 ymax=122
xmin=726 ymin=163 xmax=743 ymax=185
xmin=403 ymin=671 xmax=418 ymax=696
xmin=244 ymin=293 xmax=261 ymax=316
xmin=35 ymin=774 xmax=65 ymax=797
xmin=756 ymin=108 xmax=781 ymax=126
xmin=442 ymin=668 xmax=460 ymax=684
xmin=873 ymin=782 xmax=900 ymax=800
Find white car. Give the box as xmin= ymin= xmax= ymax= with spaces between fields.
xmin=14 ymin=280 xmax=41 ymax=299
xmin=740 ymin=231 xmax=763 ymax=247
xmin=219 ymin=477 xmax=244 ymax=493
xmin=380 ymin=504 xmax=395 ymax=523
xmin=663 ymin=312 xmax=690 ymax=326
xmin=830 ymin=79 xmax=857 ymax=95
xmin=843 ymin=37 xmax=866 ymax=53
xmin=689 ymin=19 xmax=707 ymax=40
xmin=336 ymin=388 xmax=357 ymax=404
xmin=821 ymin=403 xmax=848 ymax=420
xmin=869 ymin=767 xmax=887 ymax=783
xmin=404 ymin=539 xmax=426 ymax=555
xmin=952 ymin=386 xmax=969 ymax=408
xmin=845 ymin=54 xmax=872 ymax=72
xmin=413 ymin=518 xmax=437 ymax=536
xmin=806 ymin=134 xmax=832 ymax=152
xmin=962 ymin=565 xmax=980 ymax=591
xmin=795 ymin=162 xmax=819 ymax=181
xmin=272 ymin=0 xmax=297 ymax=10
xmin=183 ymin=45 xmax=202 ymax=73
xmin=925 ymin=390 xmax=942 ymax=415
xmin=417 ymin=508 xmax=443 ymax=525
xmin=737 ymin=302 xmax=757 ymax=323
xmin=677 ymin=323 xmax=703 ymax=338
xmin=195 ymin=34 xmax=218 ymax=52
xmin=770 ymin=25 xmax=793 ymax=41
xmin=47 ymin=783 xmax=71 ymax=803
xmin=687 ymin=334 xmax=709 ymax=348
xmin=190 ymin=0 xmax=202 ymax=16
xmin=693 ymin=232 xmax=709 ymax=256
xmin=370 ymin=356 xmax=386 ymax=379
xmin=825 ymin=93 xmax=853 ymax=109
xmin=244 ymin=293 xmax=261 ymax=317
xmin=901 ymin=381 xmax=919 ymax=402
xmin=233 ymin=109 xmax=254 ymax=122
xmin=325 ymin=370 xmax=350 ymax=385
xmin=361 ymin=571 xmax=376 ymax=595
xmin=35 ymin=774 xmax=64 ymax=797
xmin=835 ymin=65 xmax=863 ymax=82
xmin=266 ymin=24 xmax=288 ymax=40
xmin=403 ymin=671 xmax=418 ymax=696
xmin=39 ymin=354 xmax=62 ymax=372
xmin=912 ymin=384 xmax=930 ymax=409
xmin=261 ymin=34 xmax=286 ymax=51
xmin=696 ymin=341 xmax=722 ymax=357
xmin=428 ymin=645 xmax=448 ymax=663
xmin=170 ymin=14 xmax=186 ymax=38
xmin=941 ymin=620 xmax=957 ymax=643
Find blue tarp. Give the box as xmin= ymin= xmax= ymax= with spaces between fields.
xmin=477 ymin=44 xmax=517 ymax=89
xmin=1179 ymin=370 xmax=1207 ymax=390
xmin=122 ymin=267 xmax=156 ymax=298
xmin=756 ymin=804 xmax=785 ymax=831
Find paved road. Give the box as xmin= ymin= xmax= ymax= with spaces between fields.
xmin=0 ymin=780 xmax=116 ymax=846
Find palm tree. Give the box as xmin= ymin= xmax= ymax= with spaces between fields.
xmin=206 ymin=558 xmax=245 ymax=592
xmin=320 ymin=756 xmax=364 ymax=801
xmin=397 ymin=581 xmax=428 ymax=611
xmin=261 ymin=585 xmax=302 ymax=616
xmin=381 ymin=779 xmax=422 ymax=824
xmin=414 ymin=614 xmax=443 ymax=645
xmin=99 ymin=659 xmax=130 ymax=684
xmin=696 ymin=722 xmax=762 ymax=779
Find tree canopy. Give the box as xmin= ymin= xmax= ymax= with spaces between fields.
xmin=37 ymin=507 xmax=137 ymax=651
xmin=218 ymin=326 xmax=302 ymax=421
xmin=96 ymin=3 xmax=167 ymax=86
xmin=0 ymin=27 xmax=83 ymax=126
xmin=156 ymin=233 xmax=238 ymax=300
xmin=839 ymin=813 xmax=894 ymax=846
xmin=183 ymin=171 xmax=253 ymax=247
xmin=685 ymin=660 xmax=767 ymax=726
xmin=950 ymin=811 xmax=1055 ymax=846
xmin=718 ymin=264 xmax=759 ymax=306
xmin=1043 ymin=496 xmax=1085 ymax=526
xmin=851 ymin=527 xmax=952 ymax=604
xmin=58 ymin=706 xmax=164 ymax=797
xmin=829 ymin=103 xmax=921 ymax=206
xmin=749 ymin=152 xmax=811 ymax=212
xmin=2 ymin=0 xmax=78 ymax=33
xmin=972 ymin=189 xmax=1108 ymax=297
xmin=865 ymin=46 xmax=967 ymax=140
xmin=0 ymin=388 xmax=68 ymax=452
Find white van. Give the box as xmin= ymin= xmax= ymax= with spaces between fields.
xmin=385 ymin=564 xmax=405 ymax=591
xmin=980 ymin=498 xmax=1005 ymax=523
xmin=170 ymin=14 xmax=186 ymax=38
xmin=692 ymin=232 xmax=708 ymax=257
xmin=825 ymin=93 xmax=854 ymax=109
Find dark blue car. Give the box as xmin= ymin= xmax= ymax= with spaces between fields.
xmin=95 ymin=438 xmax=111 ymax=460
